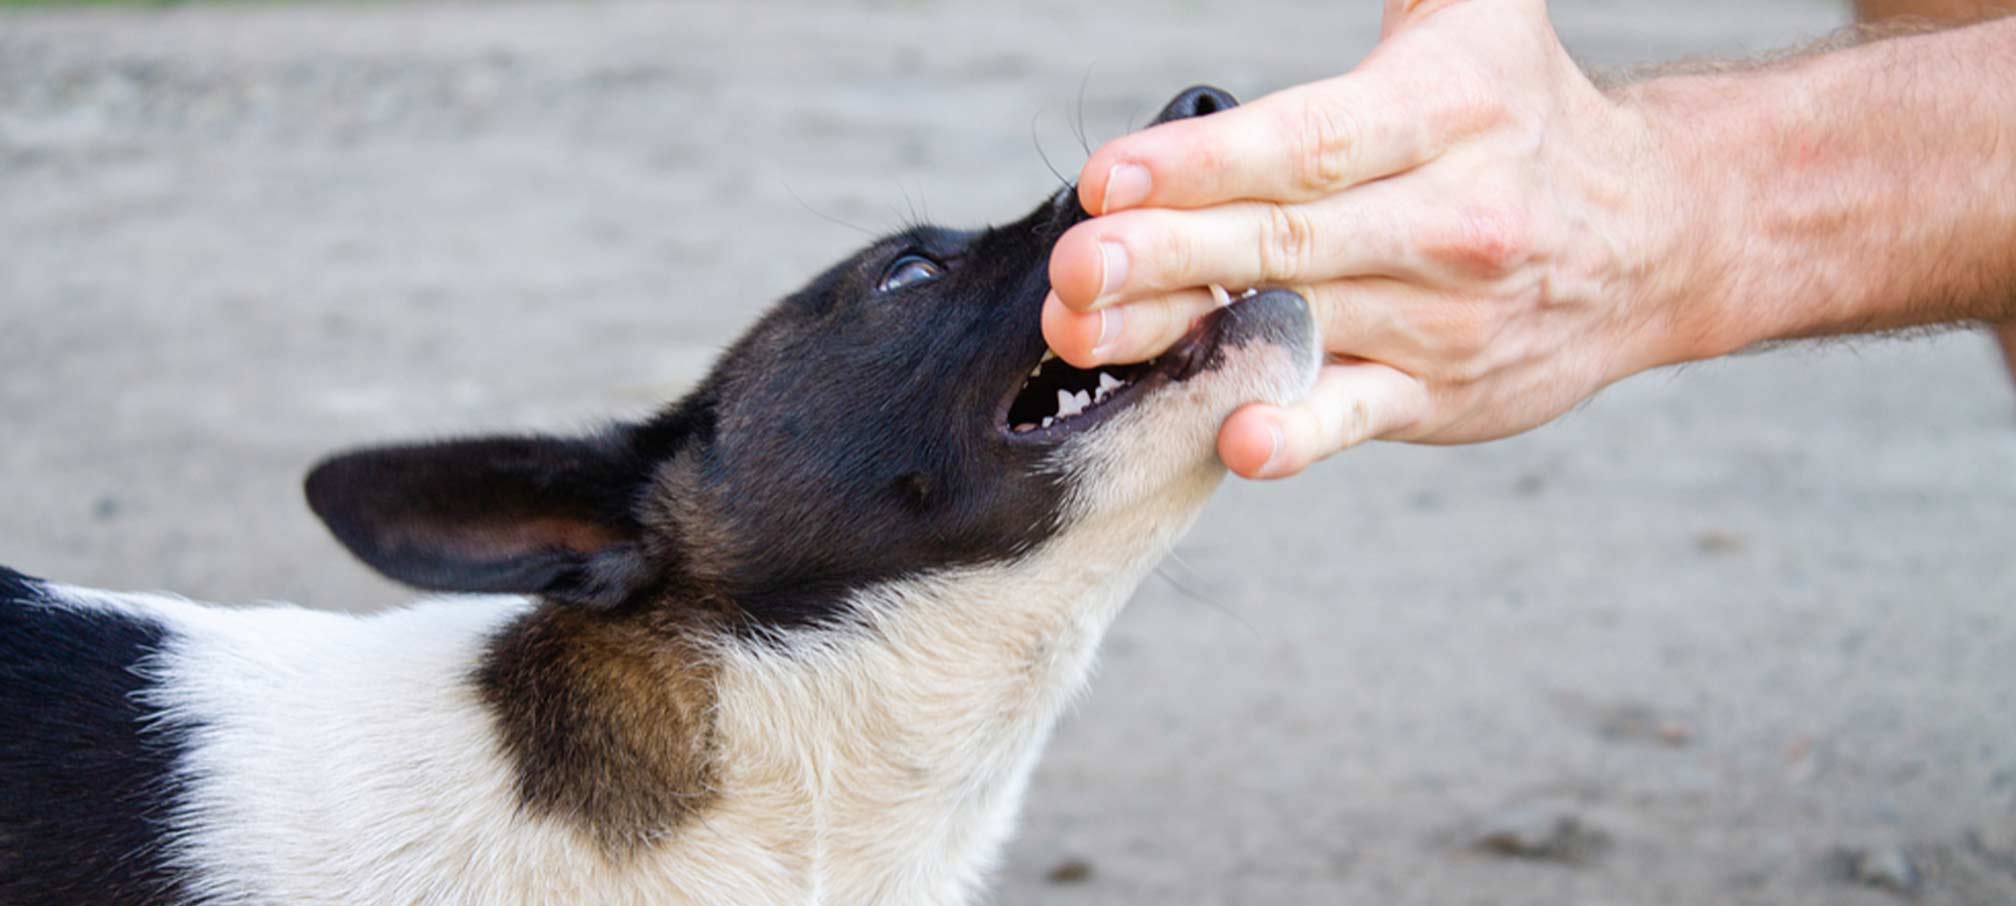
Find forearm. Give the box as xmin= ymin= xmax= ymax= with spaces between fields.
xmin=1622 ymin=17 xmax=2016 ymax=366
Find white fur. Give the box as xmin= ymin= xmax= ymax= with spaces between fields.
xmin=34 ymin=333 xmax=1316 ymax=905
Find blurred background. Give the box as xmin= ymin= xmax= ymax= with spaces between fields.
xmin=3 ymin=1 xmax=2013 ymax=903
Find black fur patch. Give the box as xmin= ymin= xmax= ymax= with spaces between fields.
xmin=0 ymin=568 xmax=196 ymax=906
xmin=304 ymin=433 xmax=656 ymax=609
xmin=304 ymin=85 xmax=1256 ymax=637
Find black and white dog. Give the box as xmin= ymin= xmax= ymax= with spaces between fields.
xmin=0 ymin=87 xmax=1317 ymax=905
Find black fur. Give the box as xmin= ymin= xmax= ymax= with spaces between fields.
xmin=0 ymin=567 xmax=194 ymax=906
xmin=0 ymin=85 xmax=1279 ymax=897
xmin=304 ymin=432 xmax=657 ymax=607
xmin=306 ymin=219 xmax=1081 ymax=630
xmin=305 ymin=85 xmax=1250 ymax=632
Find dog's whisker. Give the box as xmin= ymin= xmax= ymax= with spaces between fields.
xmin=1073 ymin=66 xmax=1095 ymax=157
xmin=1152 ymin=554 xmax=1260 ymax=641
xmin=900 ymin=182 xmax=924 ymax=232
xmin=1125 ymin=101 xmax=1149 ymax=135
xmin=782 ymin=182 xmax=875 ymax=237
xmin=1030 ymin=108 xmax=1075 ymax=194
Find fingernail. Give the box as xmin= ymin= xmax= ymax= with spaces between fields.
xmin=1101 ymin=163 xmax=1150 ymax=214
xmin=1090 ymin=306 xmax=1124 ymax=358
xmin=1097 ymin=241 xmax=1130 ymax=299
xmin=1258 ymin=423 xmax=1286 ymax=476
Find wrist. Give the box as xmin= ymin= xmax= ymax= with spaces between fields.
xmin=1600 ymin=76 xmax=1752 ymax=376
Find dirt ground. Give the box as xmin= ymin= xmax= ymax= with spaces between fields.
xmin=5 ymin=1 xmax=2015 ymax=903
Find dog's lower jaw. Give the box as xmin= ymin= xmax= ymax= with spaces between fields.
xmin=701 ymin=476 xmax=1220 ymax=906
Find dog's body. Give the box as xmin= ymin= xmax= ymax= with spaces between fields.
xmin=0 ymin=87 xmax=1319 ymax=905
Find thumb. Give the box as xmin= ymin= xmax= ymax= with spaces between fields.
xmin=1217 ymin=361 xmax=1430 ymax=479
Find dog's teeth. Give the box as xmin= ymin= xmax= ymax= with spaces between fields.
xmin=1240 ymin=287 xmax=1259 ymax=299
xmin=1030 ymin=365 xmax=1042 ymax=378
xmin=1041 ymin=348 xmax=1058 ymax=363
xmin=1094 ymin=387 xmax=1108 ymax=403
xmin=1056 ymin=389 xmax=1088 ymax=418
xmin=1072 ymin=389 xmax=1092 ymax=410
xmin=1097 ymin=372 xmax=1124 ymax=393
xmin=1042 ymin=417 xmax=1054 ymax=428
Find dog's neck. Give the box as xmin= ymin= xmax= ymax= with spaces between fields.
xmin=694 ymin=471 xmax=1218 ymax=903
xmin=461 ymin=463 xmax=1221 ymax=903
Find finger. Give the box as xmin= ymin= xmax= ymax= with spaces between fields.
xmin=1049 ymin=191 xmax=1419 ymax=311
xmin=1048 ymin=270 xmax=1460 ymax=379
xmin=1041 ymin=288 xmax=1218 ymax=368
xmin=1078 ymin=73 xmax=1447 ymax=214
xmin=1217 ymin=361 xmax=1430 ymax=479
xmin=1299 ymin=276 xmax=1493 ymax=368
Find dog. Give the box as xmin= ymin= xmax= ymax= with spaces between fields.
xmin=0 ymin=86 xmax=1317 ymax=906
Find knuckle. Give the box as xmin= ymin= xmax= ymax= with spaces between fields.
xmin=1142 ymin=295 xmax=1188 ymax=347
xmin=1310 ymin=391 xmax=1373 ymax=455
xmin=1309 ymin=379 xmax=1376 ymax=451
xmin=1334 ymin=396 xmax=1376 ymax=448
xmin=1258 ymin=204 xmax=1318 ymax=282
xmin=1160 ymin=219 xmax=1208 ymax=288
xmin=1421 ymin=205 xmax=1531 ymax=277
xmin=1287 ymin=96 xmax=1358 ymax=193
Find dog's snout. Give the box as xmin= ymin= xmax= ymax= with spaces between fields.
xmin=1149 ymin=85 xmax=1239 ymax=126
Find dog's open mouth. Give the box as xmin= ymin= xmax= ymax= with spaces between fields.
xmin=998 ymin=308 xmax=1230 ymax=443
xmin=1004 ymin=352 xmax=1157 ymax=437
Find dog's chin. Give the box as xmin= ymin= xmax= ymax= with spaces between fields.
xmin=1055 ymin=290 xmax=1321 ymax=519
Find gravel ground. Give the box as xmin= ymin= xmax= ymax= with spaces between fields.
xmin=4 ymin=2 xmax=2015 ymax=904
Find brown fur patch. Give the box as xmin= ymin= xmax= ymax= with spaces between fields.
xmin=472 ymin=600 xmax=729 ymax=857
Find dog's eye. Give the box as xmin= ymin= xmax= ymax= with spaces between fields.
xmin=878 ymin=255 xmax=944 ymax=293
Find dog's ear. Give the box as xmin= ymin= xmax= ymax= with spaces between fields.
xmin=303 ymin=432 xmax=657 ymax=607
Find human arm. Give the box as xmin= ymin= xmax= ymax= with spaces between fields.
xmin=1631 ymin=17 xmax=2016 ymax=355
xmin=1856 ymin=0 xmax=2016 ymax=385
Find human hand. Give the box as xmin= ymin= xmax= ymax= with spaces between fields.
xmin=1043 ymin=0 xmax=1702 ymax=478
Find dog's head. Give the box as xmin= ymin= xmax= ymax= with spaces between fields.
xmin=305 ymin=87 xmax=1318 ymax=628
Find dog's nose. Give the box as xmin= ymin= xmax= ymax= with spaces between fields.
xmin=1148 ymin=85 xmax=1239 ymax=126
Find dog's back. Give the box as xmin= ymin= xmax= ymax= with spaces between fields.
xmin=0 ymin=567 xmax=191 ymax=905
xmin=0 ymin=572 xmax=673 ymax=905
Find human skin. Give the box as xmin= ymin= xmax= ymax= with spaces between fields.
xmin=1858 ymin=0 xmax=2016 ymax=383
xmin=1858 ymin=0 xmax=2014 ymax=20
xmin=1042 ymin=0 xmax=2016 ymax=479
